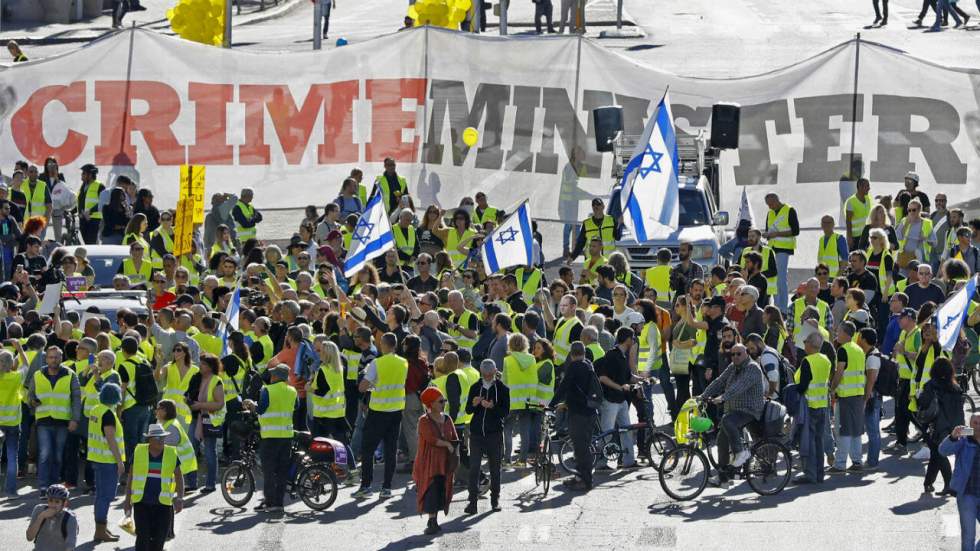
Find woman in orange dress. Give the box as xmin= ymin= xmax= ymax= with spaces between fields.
xmin=413 ymin=387 xmax=458 ymax=535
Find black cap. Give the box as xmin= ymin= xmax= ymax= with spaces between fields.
xmin=707 ymin=296 xmax=727 ymax=309
xmin=899 ymin=307 xmax=916 ymax=319
xmin=80 ymin=164 xmax=98 ymax=174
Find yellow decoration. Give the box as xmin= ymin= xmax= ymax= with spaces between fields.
xmin=407 ymin=0 xmax=473 ymax=29
xmin=167 ymin=0 xmax=225 ymax=47
xmin=462 ymin=126 xmax=479 ymax=147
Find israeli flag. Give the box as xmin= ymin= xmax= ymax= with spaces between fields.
xmin=481 ymin=200 xmax=533 ymax=273
xmin=936 ymin=275 xmax=977 ymax=352
xmin=620 ymin=91 xmax=680 ymax=242
xmin=344 ymin=189 xmax=395 ymax=277
xmin=737 ymin=186 xmax=755 ymax=225
xmin=219 ymin=287 xmax=241 ymax=357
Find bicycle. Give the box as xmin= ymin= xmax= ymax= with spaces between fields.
xmin=557 ymin=381 xmax=676 ymax=475
xmin=221 ymin=411 xmax=340 ymax=511
xmin=658 ymin=397 xmax=792 ymax=501
xmin=61 ymin=209 xmax=82 ymax=246
xmin=525 ymin=401 xmax=559 ymax=496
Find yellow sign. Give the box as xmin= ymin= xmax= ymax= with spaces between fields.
xmin=179 ymin=165 xmax=206 ymax=224
xmin=173 ymin=198 xmax=194 ymax=257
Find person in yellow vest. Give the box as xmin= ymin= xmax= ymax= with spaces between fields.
xmin=763 ymin=193 xmax=800 ymax=312
xmin=149 ymin=211 xmax=175 ymax=270
xmin=375 ymin=157 xmax=409 ymax=214
xmin=154 ymin=343 xmax=197 ymax=427
xmin=122 ymin=425 xmax=185 ymax=550
xmin=828 ymin=321 xmax=866 ymax=472
xmin=188 ymin=355 xmax=225 ymax=493
xmin=645 ymin=248 xmax=673 ymax=309
xmin=567 ymin=198 xmax=618 ymax=263
xmin=546 ymin=294 xmax=583 ymax=366
xmin=7 ymin=40 xmax=28 ymax=62
xmin=154 ymin=399 xmax=198 ymax=495
xmin=794 ymin=332 xmax=832 ymax=484
xmin=392 ymin=208 xmax=420 ymax=267
xmin=0 ymin=349 xmax=26 ymax=495
xmin=118 ymin=241 xmax=153 ymax=287
xmin=447 ymin=290 xmax=479 ymax=354
xmin=192 ymin=317 xmax=223 ymax=358
xmin=473 ymin=191 xmax=499 ymax=226
xmin=790 ymin=278 xmax=832 ymax=340
xmin=232 ymin=188 xmax=263 ymax=246
xmin=87 ymin=383 xmax=125 ymax=543
xmin=21 ymin=165 xmax=52 ymax=228
xmin=890 ymin=308 xmax=921 ymax=451
xmin=243 ymin=364 xmax=297 ymax=512
xmin=29 ymin=346 xmax=81 ymax=490
xmin=117 ymin=337 xmax=152 ymax=470
xmin=817 ymin=215 xmax=849 ymax=278
xmin=579 ymin=238 xmax=606 ymax=286
xmin=910 ymin=322 xmax=945 ymax=413
xmin=740 ymin=229 xmax=778 ymax=298
xmin=352 ymin=333 xmax=407 ymax=499
xmin=77 ymin=164 xmax=104 ymax=245
xmin=896 ymin=198 xmax=936 ymax=265
xmin=308 ymin=339 xmax=355 ymax=471
xmin=844 ymin=178 xmax=872 ymax=250
xmin=501 ymin=333 xmax=540 ymax=467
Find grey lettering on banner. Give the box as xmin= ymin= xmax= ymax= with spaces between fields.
xmin=423 ymin=80 xmax=510 ymax=169
xmin=671 ymin=103 xmax=712 ymax=140
xmin=794 ymin=94 xmax=863 ymax=183
xmin=870 ymin=95 xmax=966 ymax=184
xmin=507 ymin=85 xmax=540 ymax=174
xmin=733 ymin=100 xmax=793 ymax=186
xmin=537 ymin=87 xmax=601 ymax=177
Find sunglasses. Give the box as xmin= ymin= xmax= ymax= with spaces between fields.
xmin=816 ymin=271 xmax=829 ymax=276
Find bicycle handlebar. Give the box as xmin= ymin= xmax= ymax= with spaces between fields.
xmin=524 ymin=398 xmax=554 ymax=412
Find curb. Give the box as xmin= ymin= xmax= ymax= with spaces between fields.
xmin=3 ymin=0 xmax=304 ymax=46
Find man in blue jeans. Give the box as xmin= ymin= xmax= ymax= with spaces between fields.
xmin=857 ymin=328 xmax=882 ymax=468
xmin=939 ymin=415 xmax=980 ymax=551
xmin=29 ymin=347 xmax=81 ymax=491
xmin=117 ymin=337 xmax=151 ymax=471
xmin=0 ymin=349 xmax=23 ymax=495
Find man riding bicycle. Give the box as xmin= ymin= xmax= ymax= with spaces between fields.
xmin=700 ymin=343 xmax=767 ymax=485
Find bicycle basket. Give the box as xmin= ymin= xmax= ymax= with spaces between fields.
xmin=674 ymin=398 xmax=702 ymax=444
xmin=690 ymin=416 xmax=714 ymax=433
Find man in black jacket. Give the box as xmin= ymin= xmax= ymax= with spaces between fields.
xmin=552 ymin=341 xmax=599 ymax=490
xmin=464 ymin=359 xmax=510 ymax=514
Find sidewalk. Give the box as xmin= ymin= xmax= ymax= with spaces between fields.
xmin=485 ymin=0 xmax=644 ymax=37
xmin=0 ymin=0 xmax=303 ymax=44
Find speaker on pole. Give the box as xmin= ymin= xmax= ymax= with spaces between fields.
xmin=710 ymin=103 xmax=740 ymax=150
xmin=593 ymin=106 xmax=623 ymax=152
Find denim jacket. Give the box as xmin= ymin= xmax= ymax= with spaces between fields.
xmin=939 ymin=435 xmax=980 ymax=495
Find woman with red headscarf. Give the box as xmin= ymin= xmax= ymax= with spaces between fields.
xmin=413 ymin=387 xmax=458 ymax=535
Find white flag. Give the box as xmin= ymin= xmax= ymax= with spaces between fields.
xmin=936 ymin=275 xmax=977 ymax=352
xmin=620 ymin=92 xmax=680 ymax=242
xmin=737 ymin=186 xmax=755 ymax=225
xmin=343 ymin=190 xmax=395 ymax=277
xmin=481 ymin=200 xmax=534 ymax=272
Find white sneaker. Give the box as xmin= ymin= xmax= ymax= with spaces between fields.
xmin=912 ymin=447 xmax=931 ymax=460
xmin=732 ymin=450 xmax=752 ymax=468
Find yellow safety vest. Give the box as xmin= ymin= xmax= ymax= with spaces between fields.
xmin=515 ymin=267 xmax=544 ymax=304
xmin=202 ymin=375 xmax=226 ymax=428
xmin=163 ymin=363 xmax=199 ymax=426
xmin=582 ymin=215 xmax=616 ymax=258
xmin=791 ymin=298 xmax=829 ymax=338
xmin=867 ymin=248 xmax=895 ymax=297
xmin=81 ymin=181 xmax=103 ymax=220
xmin=179 ymin=255 xmax=202 ymax=286
xmin=21 ymin=180 xmax=48 ymax=219
xmin=81 ymin=368 xmax=117 ymax=418
xmin=586 ymin=343 xmax=605 ymax=363
xmin=638 ymin=322 xmax=662 ymax=375
xmin=796 ymin=353 xmax=831 ymax=409
xmin=131 ymin=444 xmax=178 ymax=506
xmin=449 ymin=310 xmax=478 ymax=352
xmin=392 ymin=225 xmax=417 ymax=266
xmin=766 ymin=204 xmax=796 ymax=251
xmin=503 ymin=351 xmax=538 ymax=411
xmin=740 ymin=245 xmax=777 ymax=295
xmin=87 ymin=403 xmax=125 ymax=464
xmin=122 ymin=258 xmax=152 ymax=286
xmin=369 ymin=354 xmax=408 ymax=412
xmin=845 ymin=194 xmax=872 ymax=238
xmin=235 ymin=201 xmax=257 ymax=241
xmin=341 ymin=347 xmax=362 ymax=381
xmin=553 ymin=317 xmax=582 ymax=364
xmin=644 ymin=265 xmax=672 ymax=305
xmin=254 ymin=335 xmax=275 ymax=369
xmin=475 ymin=206 xmax=498 ymax=226
xmin=374 ymin=174 xmax=408 ymax=213
xmin=150 ymin=228 xmax=174 ymax=269
xmin=817 ymin=233 xmax=844 ymax=277
xmin=432 ymin=370 xmax=466 ymax=424
xmin=910 ymin=345 xmax=948 ymax=412
xmin=535 ymin=360 xmax=555 ymax=406
xmin=259 ymin=382 xmax=297 ymax=439
xmin=898 ymin=218 xmax=935 ymax=259
xmin=33 ymin=369 xmax=73 ymax=421
xmin=311 ymin=364 xmax=346 ymax=419
xmin=162 ymin=419 xmax=197 ymax=473
xmin=896 ymin=327 xmax=921 ymax=380
xmin=581 ymin=254 xmax=606 ymax=285
xmin=0 ymin=371 xmax=24 ymax=426
xmin=221 ymin=356 xmax=248 ymax=403
xmin=836 ymin=341 xmax=867 ymax=398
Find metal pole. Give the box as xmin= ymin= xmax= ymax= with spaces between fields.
xmin=500 ymin=0 xmax=507 ymax=35
xmin=848 ymin=33 xmax=861 ymax=177
xmin=313 ymin=0 xmax=322 ymax=50
xmin=223 ymin=0 xmax=232 ymax=48
xmin=473 ymin=2 xmax=481 ymax=33
xmin=616 ymin=0 xmax=622 ymax=30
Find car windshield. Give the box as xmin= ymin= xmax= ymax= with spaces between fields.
xmin=86 ymin=254 xmax=124 ymax=288
xmin=678 ymin=189 xmax=710 ymax=226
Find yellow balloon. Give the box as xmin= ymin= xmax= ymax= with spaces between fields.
xmin=462 ymin=127 xmax=479 ymax=147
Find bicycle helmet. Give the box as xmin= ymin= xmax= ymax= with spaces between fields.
xmin=45 ymin=484 xmax=70 ymax=500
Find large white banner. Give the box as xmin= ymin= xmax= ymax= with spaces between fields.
xmin=1 ymin=28 xmax=978 ymax=226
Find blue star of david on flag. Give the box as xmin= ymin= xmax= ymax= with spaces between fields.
xmin=344 ymin=189 xmax=395 ymax=277
xmin=637 ymin=145 xmax=664 ymax=178
xmin=496 ymin=227 xmax=519 ymax=245
xmin=352 ymin=219 xmax=375 ymax=245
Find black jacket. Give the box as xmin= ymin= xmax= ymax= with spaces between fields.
xmin=551 ymin=359 xmax=599 ymax=416
xmin=919 ymin=378 xmax=964 ymax=440
xmin=465 ymin=379 xmax=510 ymax=437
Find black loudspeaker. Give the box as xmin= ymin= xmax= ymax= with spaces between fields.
xmin=710 ymin=103 xmax=741 ymax=150
xmin=593 ymin=106 xmax=623 ymax=152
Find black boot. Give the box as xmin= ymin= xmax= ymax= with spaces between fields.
xmin=424 ymin=517 xmax=441 ymax=535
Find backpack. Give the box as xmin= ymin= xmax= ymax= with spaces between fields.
xmin=763 ymin=350 xmax=795 ymax=394
xmin=126 ymin=359 xmax=158 ymax=406
xmin=873 ymin=352 xmax=899 ymax=397
xmin=916 ymin=392 xmax=940 ymax=426
xmin=574 ymin=363 xmax=604 ymax=410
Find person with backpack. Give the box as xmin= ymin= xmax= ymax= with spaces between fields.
xmin=856 ymin=328 xmax=884 ymax=469
xmin=118 ymin=336 xmax=157 ymax=472
xmin=551 ymin=341 xmax=600 ymax=491
xmin=26 ymin=484 xmax=78 ymax=550
xmin=917 ymin=357 xmax=964 ymax=495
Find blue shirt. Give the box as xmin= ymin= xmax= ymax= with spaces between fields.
xmin=881 ymin=315 xmax=901 ymax=356
xmin=967 ymin=441 xmax=980 ymax=497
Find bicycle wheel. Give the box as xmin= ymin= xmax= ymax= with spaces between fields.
xmin=645 ymin=432 xmax=676 ymax=470
xmin=658 ymin=446 xmax=709 ymax=501
xmin=542 ymin=461 xmax=553 ymax=496
xmin=746 ymin=441 xmax=792 ymax=496
xmin=558 ymin=438 xmax=577 ymax=475
xmin=971 ymin=368 xmax=980 ymax=396
xmin=965 ymin=393 xmax=977 ymax=416
xmin=221 ymin=462 xmax=255 ymax=507
xmin=297 ymin=463 xmax=339 ymax=511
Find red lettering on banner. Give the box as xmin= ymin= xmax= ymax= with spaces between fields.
xmin=317 ymin=80 xmax=358 ymax=165
xmin=94 ymin=81 xmax=185 ymax=166
xmin=188 ymin=83 xmax=234 ymax=165
xmin=10 ymin=82 xmax=88 ymax=165
xmin=365 ymin=78 xmax=426 ymax=162
xmin=240 ymin=83 xmax=352 ymax=165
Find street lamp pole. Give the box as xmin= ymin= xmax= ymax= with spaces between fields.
xmin=314 ymin=0 xmax=323 ymax=49
xmin=223 ymin=0 xmax=232 ymax=47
